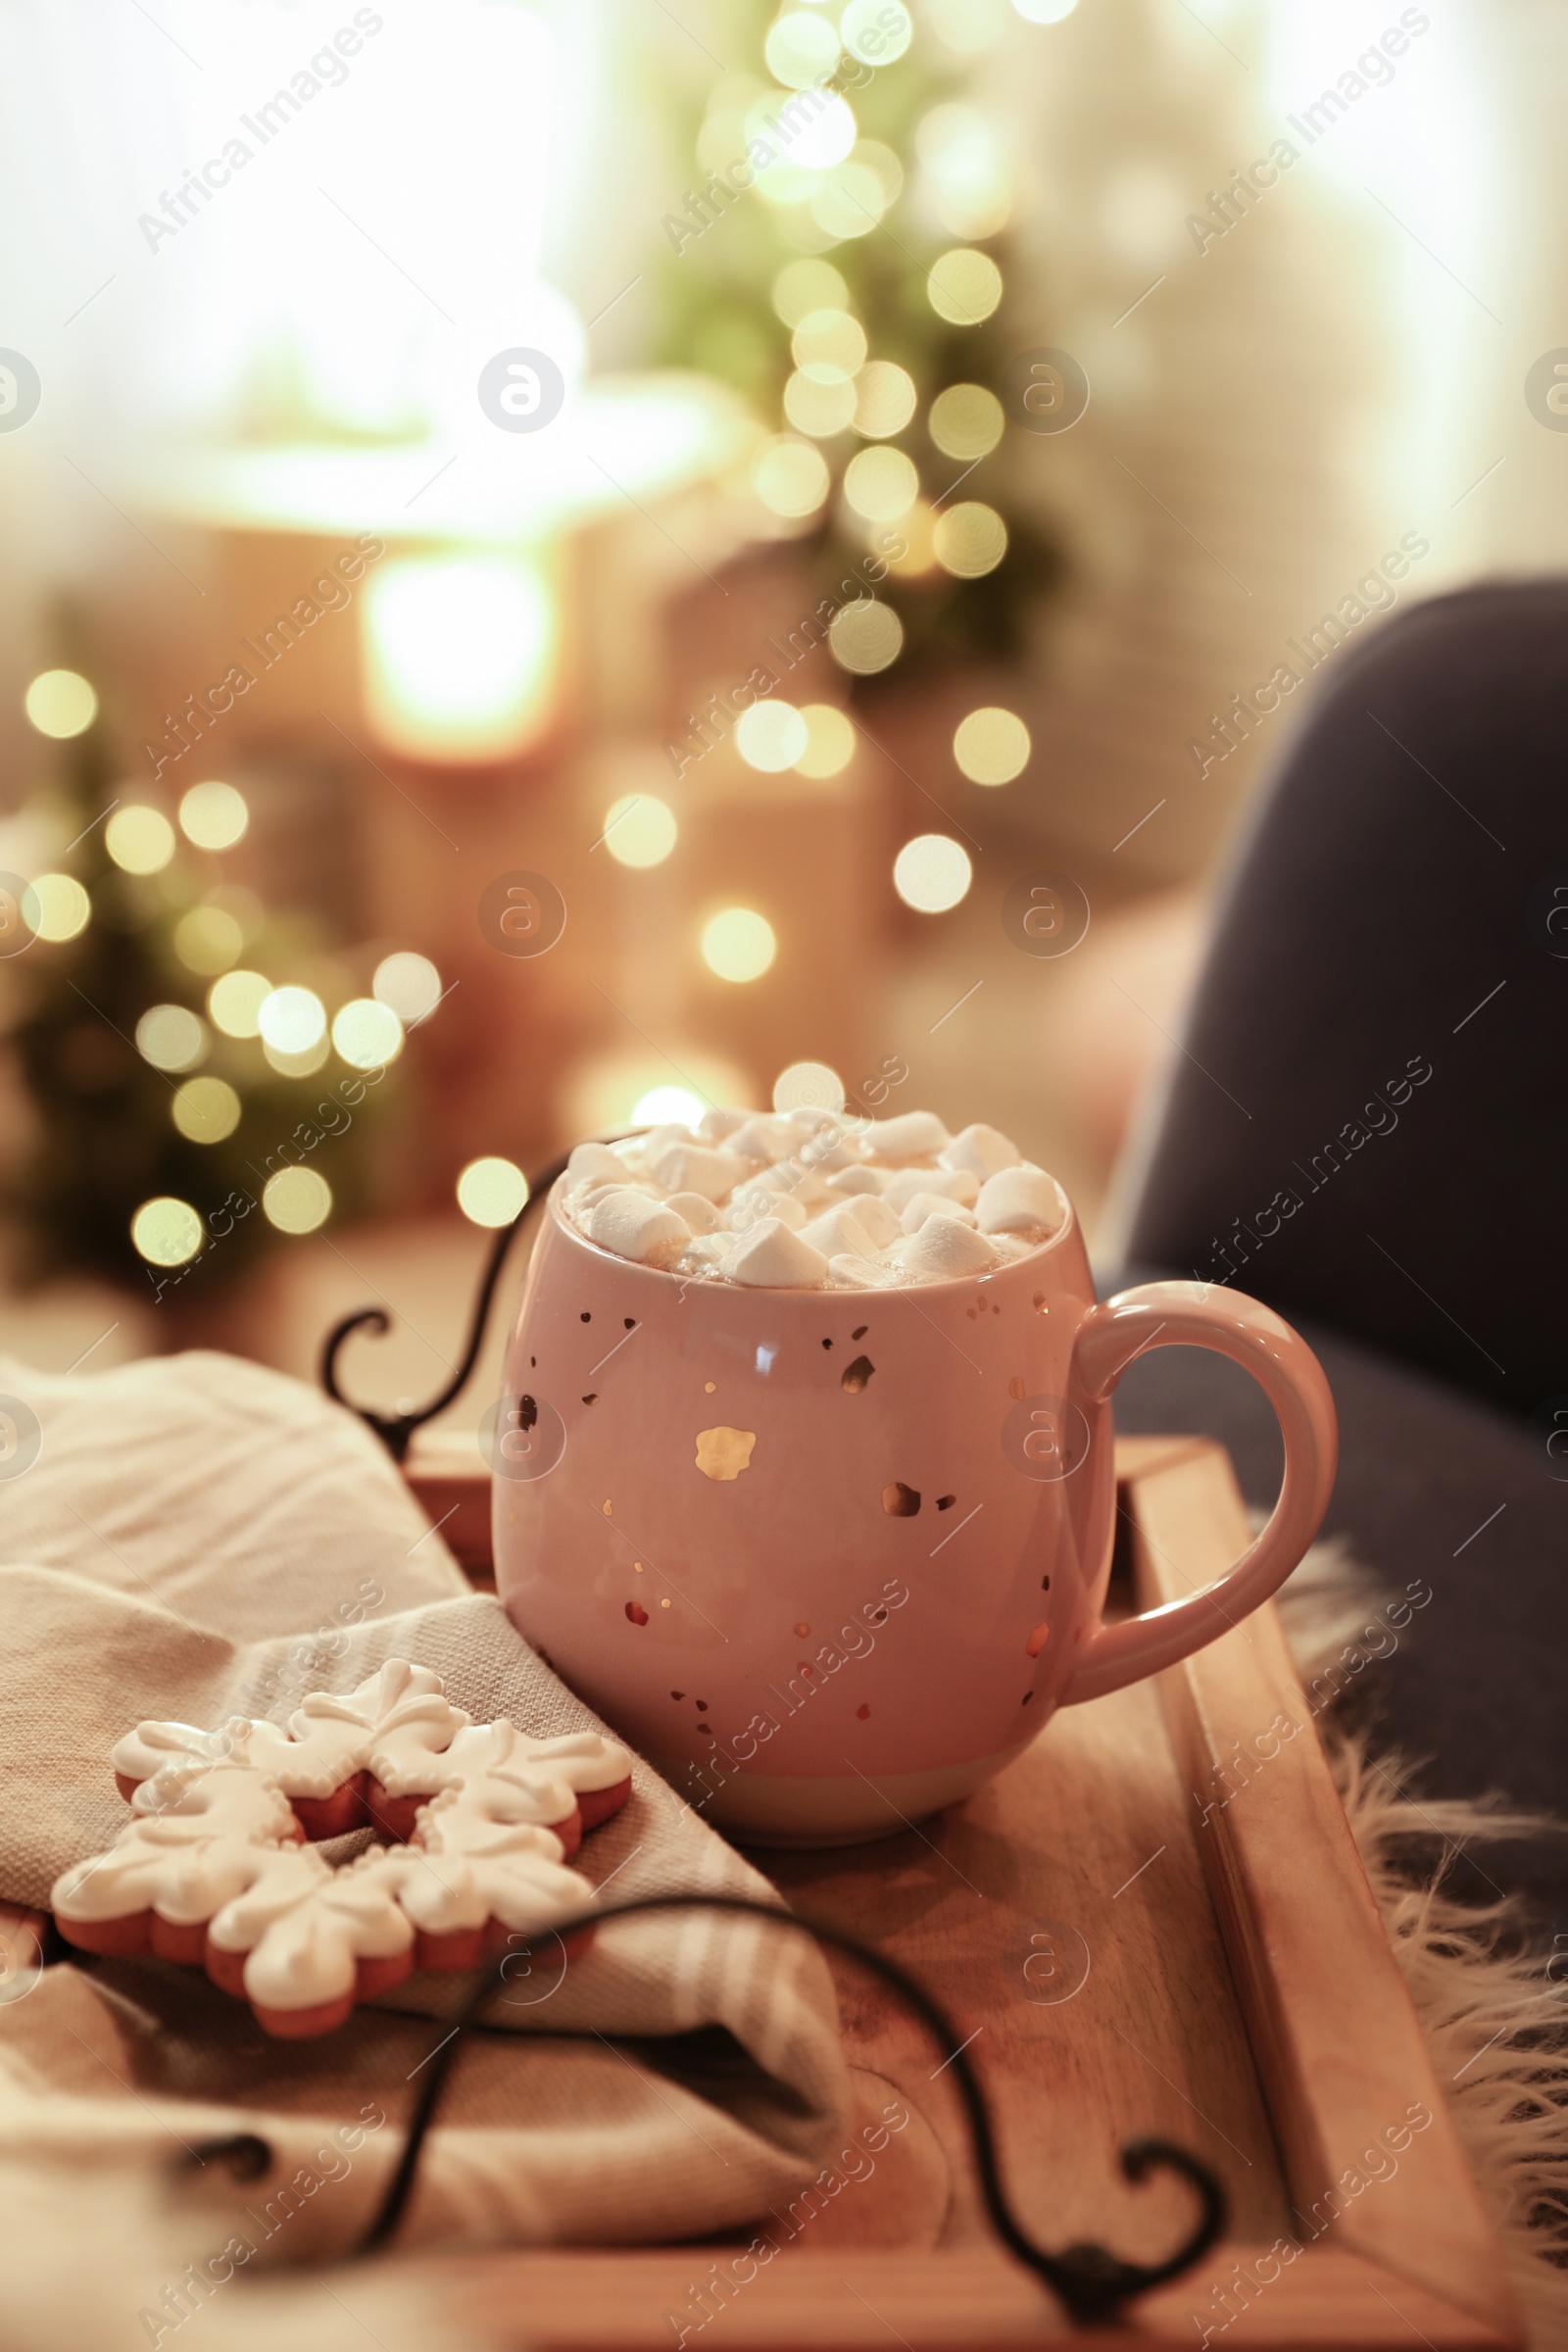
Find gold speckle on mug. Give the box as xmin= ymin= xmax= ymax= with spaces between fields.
xmin=704 ymin=1381 xmax=716 ymax=1394
xmin=602 ymin=1499 xmax=612 ymax=1516
xmin=1008 ymin=1377 xmax=1026 ymax=1401
xmin=660 ymin=1596 xmax=671 ymax=1609
xmin=633 ymin=1561 xmax=645 ymax=1573
xmin=882 ymin=1482 xmax=921 ymax=1517
xmin=1026 ymin=1621 xmax=1051 ymax=1657
xmin=840 ymin=1355 xmax=874 ymax=1395
xmin=696 ymin=1426 xmax=757 ymax=1480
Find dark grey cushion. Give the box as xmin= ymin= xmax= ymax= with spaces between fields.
xmin=1104 ymin=1266 xmax=1568 ymax=1920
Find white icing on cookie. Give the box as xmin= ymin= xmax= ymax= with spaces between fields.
xmin=57 ymin=1661 xmax=632 ymax=2010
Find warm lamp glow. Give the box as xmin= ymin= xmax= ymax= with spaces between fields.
xmin=795 ymin=705 xmax=856 ymax=776
xmin=362 ymin=553 xmax=559 ymax=762
xmin=634 ymin=1085 xmax=706 ymax=1126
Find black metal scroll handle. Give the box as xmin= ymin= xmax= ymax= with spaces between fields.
xmin=359 ymin=1890 xmax=1225 ymax=2323
xmin=318 ymin=1146 xmax=585 ymax=1462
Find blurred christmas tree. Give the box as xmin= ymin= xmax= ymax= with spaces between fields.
xmin=654 ymin=0 xmax=1063 ymax=683
xmin=0 ymin=660 xmax=416 ymax=1302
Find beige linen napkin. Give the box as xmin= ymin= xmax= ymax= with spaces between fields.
xmin=0 ymin=1350 xmax=849 ymax=2257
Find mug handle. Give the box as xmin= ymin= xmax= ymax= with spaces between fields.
xmin=1059 ymin=1281 xmax=1338 ymax=1706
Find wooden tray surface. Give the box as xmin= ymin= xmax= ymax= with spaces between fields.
xmin=396 ymin=1431 xmax=1517 ymax=2351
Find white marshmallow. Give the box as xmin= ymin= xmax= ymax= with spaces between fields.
xmin=664 ymin=1190 xmax=721 ymax=1234
xmin=647 ymin=1140 xmax=749 ymax=1202
xmin=798 ymin=1204 xmax=882 ymax=1263
xmin=975 ymin=1166 xmax=1064 ymax=1237
xmin=696 ymin=1105 xmax=749 ymax=1141
xmin=828 ymin=1251 xmax=902 ymax=1289
xmin=725 ymin=1218 xmax=829 ymax=1288
xmin=881 ymin=1166 xmax=979 ymax=1216
xmin=825 ymin=1165 xmax=889 ymax=1198
xmin=939 ymin=1122 xmax=1022 ymax=1184
xmin=584 ymin=1189 xmax=691 ymax=1265
xmin=899 ymin=1192 xmax=979 ymax=1236
xmin=862 ymin=1110 xmax=952 ymax=1162
xmin=728 ymin=1184 xmax=807 ymax=1232
xmin=566 ymin=1141 xmax=627 ymax=1187
xmin=837 ymin=1190 xmax=899 ymax=1248
xmin=897 ymin=1217 xmax=999 ymax=1280
xmin=726 ymin=1114 xmax=797 ymax=1162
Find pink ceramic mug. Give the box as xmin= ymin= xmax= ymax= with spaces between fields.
xmin=492 ymin=1174 xmax=1337 ymax=1845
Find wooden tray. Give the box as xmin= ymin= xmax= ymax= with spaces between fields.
xmin=395 ymin=1431 xmax=1519 ymax=2351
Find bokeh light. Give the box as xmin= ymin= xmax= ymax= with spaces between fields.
xmin=372 ymin=952 xmax=443 ymax=1024
xmin=456 ymin=1156 xmax=530 ymax=1227
xmin=603 ymin=794 xmax=678 ymax=867
xmin=934 ymin=501 xmax=1008 ymax=577
xmin=771 ymin=258 xmax=849 ymax=326
xmin=795 ymin=705 xmax=856 ymax=777
xmin=208 ymin=968 xmax=270 ymax=1038
xmin=784 ymin=370 xmax=858 ymax=437
xmin=331 ymin=997 xmax=404 ymax=1069
xmin=955 ymin=707 xmax=1032 ymax=784
xmin=105 ymin=806 xmax=175 ymax=876
xmin=916 ymin=104 xmax=1013 ymax=239
xmin=764 ymin=10 xmax=840 ymax=84
xmin=853 ymin=361 xmax=918 ymax=439
xmin=633 ymin=1085 xmax=707 ymax=1126
xmin=257 ymin=985 xmax=326 ymax=1055
xmin=264 ymin=1165 xmax=332 ymax=1235
xmin=828 ymin=598 xmax=904 ymax=674
xmin=929 ymin=383 xmax=1004 ymax=460
xmin=773 ymin=1061 xmax=846 ymax=1114
xmin=172 ymin=1076 xmax=242 ymax=1145
xmin=178 ymin=781 xmax=249 ymax=851
xmin=1013 ymin=0 xmax=1078 ymax=19
xmin=841 ymin=0 xmax=912 ymax=61
xmin=930 ymin=0 xmax=1009 ymax=51
xmin=844 ymin=446 xmax=919 ymax=521
xmin=701 ymin=907 xmax=777 ymax=982
xmin=135 ymin=1004 xmax=208 ymax=1073
xmin=792 ymin=310 xmax=868 ymax=385
xmin=810 ymin=161 xmax=890 ymax=241
xmin=23 ymin=874 xmax=89 ymax=943
xmin=754 ymin=435 xmax=830 ymax=518
xmin=894 ymin=834 xmax=973 ymax=912
xmin=131 ymin=1196 xmax=203 ymax=1267
xmin=786 ymin=92 xmax=857 ymax=169
xmin=24 ymin=670 xmax=96 ymax=739
xmin=735 ymin=700 xmax=808 ymax=772
xmin=926 ymin=248 xmax=1004 ymax=324
xmin=173 ymin=905 xmax=244 ymax=976
xmin=888 ymin=502 xmax=940 ymax=577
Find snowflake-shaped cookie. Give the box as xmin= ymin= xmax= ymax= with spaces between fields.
xmin=51 ymin=1662 xmax=633 ymax=2036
